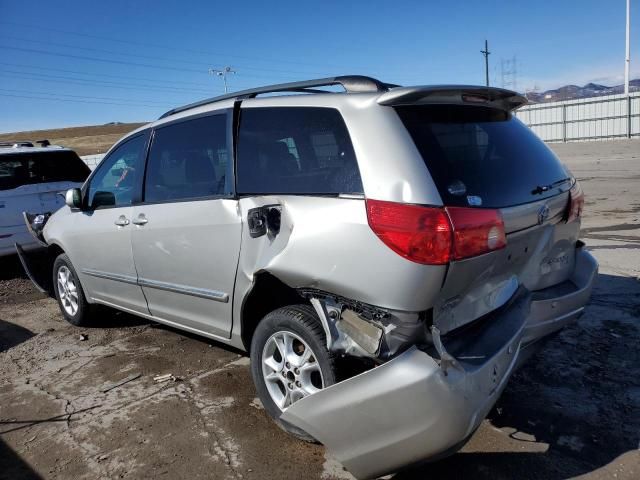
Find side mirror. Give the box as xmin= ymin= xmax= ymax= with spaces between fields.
xmin=91 ymin=191 xmax=116 ymax=209
xmin=65 ymin=188 xmax=82 ymax=209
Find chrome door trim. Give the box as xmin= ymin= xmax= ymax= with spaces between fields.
xmin=81 ymin=268 xmax=138 ymax=285
xmin=138 ymin=277 xmax=229 ymax=303
xmin=80 ymin=269 xmax=230 ymax=303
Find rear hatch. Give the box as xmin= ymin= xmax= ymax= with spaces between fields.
xmin=0 ymin=150 xmax=90 ymax=228
xmin=395 ymin=103 xmax=581 ymax=333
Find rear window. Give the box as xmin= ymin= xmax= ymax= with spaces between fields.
xmin=396 ymin=105 xmax=571 ymax=208
xmin=237 ymin=107 xmax=363 ymax=195
xmin=0 ymin=150 xmax=90 ymax=191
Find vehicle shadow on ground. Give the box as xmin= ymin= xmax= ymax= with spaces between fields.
xmin=0 ymin=438 xmax=43 ymax=480
xmin=88 ymin=308 xmax=246 ymax=355
xmin=0 ymin=319 xmax=35 ymax=352
xmin=87 ymin=307 xmax=150 ymax=329
xmin=0 ymin=255 xmax=27 ymax=281
xmin=397 ymin=272 xmax=640 ymax=480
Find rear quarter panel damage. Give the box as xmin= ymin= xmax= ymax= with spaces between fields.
xmin=230 ymin=195 xmax=447 ymax=346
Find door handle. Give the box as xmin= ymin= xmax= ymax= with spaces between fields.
xmin=132 ymin=214 xmax=148 ymax=226
xmin=114 ymin=215 xmax=130 ymax=227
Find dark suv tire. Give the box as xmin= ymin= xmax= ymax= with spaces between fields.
xmin=52 ymin=253 xmax=92 ymax=327
xmin=250 ymin=304 xmax=336 ymax=442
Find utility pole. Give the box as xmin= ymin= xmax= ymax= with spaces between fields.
xmin=481 ymin=40 xmax=491 ymax=86
xmin=624 ymin=0 xmax=630 ymax=95
xmin=209 ymin=66 xmax=236 ymax=93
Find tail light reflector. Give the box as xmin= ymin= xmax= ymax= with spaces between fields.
xmin=446 ymin=207 xmax=506 ymax=260
xmin=566 ymin=180 xmax=584 ymax=223
xmin=366 ymin=199 xmax=507 ymax=265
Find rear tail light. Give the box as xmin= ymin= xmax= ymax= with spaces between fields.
xmin=366 ymin=199 xmax=506 ymax=265
xmin=366 ymin=200 xmax=452 ymax=265
xmin=566 ymin=180 xmax=584 ymax=223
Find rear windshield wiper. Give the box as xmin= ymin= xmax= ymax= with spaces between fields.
xmin=531 ymin=177 xmax=572 ymax=195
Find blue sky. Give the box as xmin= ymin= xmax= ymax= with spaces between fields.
xmin=0 ymin=0 xmax=638 ymax=132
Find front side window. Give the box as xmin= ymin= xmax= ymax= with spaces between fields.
xmin=237 ymin=107 xmax=362 ymax=195
xmin=86 ymin=133 xmax=148 ymax=209
xmin=144 ymin=114 xmax=230 ymax=203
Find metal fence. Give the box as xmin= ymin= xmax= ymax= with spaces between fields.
xmin=80 ymin=154 xmax=105 ymax=170
xmin=515 ymin=92 xmax=640 ymax=142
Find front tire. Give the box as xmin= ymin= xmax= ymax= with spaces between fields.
xmin=53 ymin=254 xmax=91 ymax=327
xmin=250 ymin=304 xmax=336 ymax=441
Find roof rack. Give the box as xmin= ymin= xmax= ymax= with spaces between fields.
xmin=0 ymin=141 xmax=34 ymax=148
xmin=159 ymin=75 xmax=398 ymax=119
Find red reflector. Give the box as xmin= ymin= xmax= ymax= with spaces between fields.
xmin=566 ymin=180 xmax=584 ymax=223
xmin=446 ymin=207 xmax=506 ymax=260
xmin=366 ymin=199 xmax=452 ymax=265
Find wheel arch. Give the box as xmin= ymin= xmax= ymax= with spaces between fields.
xmin=16 ymin=241 xmax=66 ymax=297
xmin=240 ymin=271 xmax=311 ymax=351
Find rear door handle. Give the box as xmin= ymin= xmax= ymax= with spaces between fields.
xmin=132 ymin=214 xmax=148 ymax=226
xmin=114 ymin=215 xmax=130 ymax=227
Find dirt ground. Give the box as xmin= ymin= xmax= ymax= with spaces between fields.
xmin=0 ymin=123 xmax=144 ymax=156
xmin=1 ymin=140 xmax=639 ymax=479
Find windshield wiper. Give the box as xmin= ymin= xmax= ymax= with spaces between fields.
xmin=531 ymin=177 xmax=572 ymax=195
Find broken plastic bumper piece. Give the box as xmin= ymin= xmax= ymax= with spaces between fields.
xmin=282 ymin=293 xmax=528 ymax=479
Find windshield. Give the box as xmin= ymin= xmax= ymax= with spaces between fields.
xmin=0 ymin=150 xmax=90 ymax=191
xmin=395 ymin=105 xmax=571 ymax=208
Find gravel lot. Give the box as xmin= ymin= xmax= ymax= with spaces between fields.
xmin=1 ymin=140 xmax=639 ymax=480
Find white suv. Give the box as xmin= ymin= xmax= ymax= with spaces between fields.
xmin=0 ymin=141 xmax=90 ymax=256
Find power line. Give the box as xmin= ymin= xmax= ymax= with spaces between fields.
xmin=0 ymin=92 xmax=164 ymax=108
xmin=501 ymin=55 xmax=518 ymax=91
xmin=0 ymin=44 xmax=306 ymax=81
xmin=0 ymin=87 xmax=170 ymax=106
xmin=0 ymin=20 xmax=364 ymax=71
xmin=0 ymin=34 xmax=329 ymax=77
xmin=0 ymin=61 xmax=214 ymax=88
xmin=0 ymin=70 xmax=215 ymax=95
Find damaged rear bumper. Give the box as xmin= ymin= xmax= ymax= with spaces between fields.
xmin=522 ymin=248 xmax=598 ymax=346
xmin=282 ymin=293 xmax=528 ymax=479
xmin=281 ymin=249 xmax=598 ymax=479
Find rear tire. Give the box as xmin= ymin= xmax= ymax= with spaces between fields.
xmin=250 ymin=304 xmax=336 ymax=442
xmin=53 ymin=254 xmax=91 ymax=327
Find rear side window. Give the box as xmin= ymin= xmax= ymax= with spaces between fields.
xmin=237 ymin=107 xmax=362 ymax=195
xmin=0 ymin=151 xmax=90 ymax=191
xmin=145 ymin=114 xmax=230 ymax=203
xmin=396 ymin=105 xmax=570 ymax=208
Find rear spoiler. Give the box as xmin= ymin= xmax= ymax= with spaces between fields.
xmin=377 ymin=85 xmax=527 ymax=112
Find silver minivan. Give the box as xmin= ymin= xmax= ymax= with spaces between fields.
xmin=18 ymin=76 xmax=597 ymax=479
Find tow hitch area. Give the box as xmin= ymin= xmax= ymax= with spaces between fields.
xmin=282 ymin=292 xmax=529 ymax=479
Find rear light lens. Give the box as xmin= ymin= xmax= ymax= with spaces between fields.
xmin=366 ymin=199 xmax=452 ymax=265
xmin=566 ymin=180 xmax=584 ymax=223
xmin=366 ymin=200 xmax=507 ymax=265
xmin=446 ymin=207 xmax=506 ymax=260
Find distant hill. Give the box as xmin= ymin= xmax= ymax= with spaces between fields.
xmin=0 ymin=122 xmax=145 ymax=156
xmin=526 ymin=78 xmax=640 ymax=103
